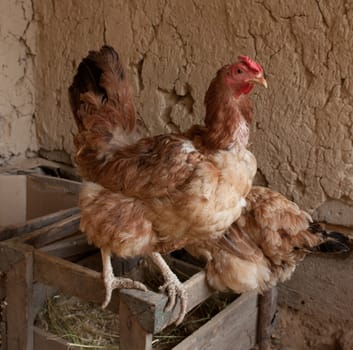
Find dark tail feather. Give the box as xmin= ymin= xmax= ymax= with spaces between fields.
xmin=309 ymin=223 xmax=351 ymax=254
xmin=68 ymin=45 xmax=129 ymax=130
xmin=315 ymin=233 xmax=351 ymax=253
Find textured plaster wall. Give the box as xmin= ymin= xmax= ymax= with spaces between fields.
xmin=0 ymin=0 xmax=37 ymax=164
xmin=33 ymin=0 xmax=353 ymax=224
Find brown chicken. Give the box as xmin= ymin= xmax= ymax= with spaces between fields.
xmin=68 ymin=46 xmax=267 ymax=323
xmin=186 ymin=186 xmax=350 ymax=294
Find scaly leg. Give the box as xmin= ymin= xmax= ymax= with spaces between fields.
xmin=101 ymin=247 xmax=148 ymax=309
xmin=150 ymin=252 xmax=187 ymax=325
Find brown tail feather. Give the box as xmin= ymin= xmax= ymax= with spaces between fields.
xmin=68 ymin=46 xmax=139 ymax=182
xmin=68 ymin=45 xmax=136 ymax=132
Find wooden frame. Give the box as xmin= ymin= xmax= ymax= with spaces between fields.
xmin=0 ymin=215 xmax=276 ymax=350
xmin=0 ymin=174 xmax=81 ymax=241
xmin=0 ymin=207 xmax=80 ymax=241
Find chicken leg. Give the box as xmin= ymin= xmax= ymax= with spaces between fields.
xmin=101 ymin=247 xmax=148 ymax=309
xmin=150 ymin=252 xmax=187 ymax=325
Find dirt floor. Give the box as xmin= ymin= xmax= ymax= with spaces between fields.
xmin=270 ymin=305 xmax=353 ymax=350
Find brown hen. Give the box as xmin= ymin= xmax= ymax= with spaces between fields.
xmin=69 ymin=46 xmax=266 ymax=323
xmin=186 ymin=186 xmax=350 ymax=294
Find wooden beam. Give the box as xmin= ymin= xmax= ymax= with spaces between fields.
xmin=33 ymin=250 xmax=119 ymax=311
xmin=20 ymin=214 xmax=80 ymax=248
xmin=120 ymin=270 xmax=214 ymax=333
xmin=164 ymin=255 xmax=202 ymax=277
xmin=172 ymin=292 xmax=258 ymax=350
xmin=119 ymin=299 xmax=153 ymax=350
xmin=6 ymin=247 xmax=34 ymax=350
xmin=39 ymin=233 xmax=97 ymax=259
xmin=257 ymin=288 xmax=277 ymax=350
xmin=0 ymin=207 xmax=80 ymax=241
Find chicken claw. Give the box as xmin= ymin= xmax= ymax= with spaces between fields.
xmin=102 ymin=275 xmax=148 ymax=309
xmin=159 ymin=274 xmax=187 ymax=325
xmin=151 ymin=252 xmax=188 ymax=325
xmin=101 ymin=248 xmax=148 ymax=308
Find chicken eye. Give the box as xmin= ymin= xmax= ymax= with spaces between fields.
xmin=237 ymin=69 xmax=243 ymax=74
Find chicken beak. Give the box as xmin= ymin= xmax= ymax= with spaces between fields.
xmin=249 ymin=76 xmax=268 ymax=88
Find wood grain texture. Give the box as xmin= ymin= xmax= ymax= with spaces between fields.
xmin=258 ymin=288 xmax=277 ymax=350
xmin=33 ymin=250 xmax=120 ymax=309
xmin=173 ymin=292 xmax=258 ymax=350
xmin=0 ymin=207 xmax=80 ymax=241
xmin=6 ymin=248 xmax=33 ymax=350
xmin=20 ymin=214 xmax=80 ymax=248
xmin=0 ymin=241 xmax=33 ymax=272
xmin=119 ymin=300 xmax=153 ymax=350
xmin=39 ymin=233 xmax=96 ymax=259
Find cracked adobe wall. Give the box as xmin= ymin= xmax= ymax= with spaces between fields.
xmin=0 ymin=0 xmax=37 ymax=164
xmin=35 ymin=0 xmax=353 ymax=225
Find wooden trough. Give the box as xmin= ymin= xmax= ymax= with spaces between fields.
xmin=0 ymin=212 xmax=276 ymax=350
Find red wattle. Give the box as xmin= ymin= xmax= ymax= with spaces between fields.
xmin=239 ymin=84 xmax=253 ymax=95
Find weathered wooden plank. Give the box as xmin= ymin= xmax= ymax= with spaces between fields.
xmin=0 ymin=241 xmax=33 ymax=349
xmin=33 ymin=327 xmax=69 ymax=350
xmin=33 ymin=250 xmax=119 ymax=311
xmin=0 ymin=240 xmax=33 ymax=272
xmin=6 ymin=248 xmax=34 ymax=350
xmin=120 ymin=270 xmax=214 ymax=333
xmin=271 ymin=287 xmax=278 ymax=320
xmin=0 ymin=317 xmax=7 ymax=350
xmin=39 ymin=233 xmax=96 ymax=259
xmin=164 ymin=255 xmax=202 ymax=277
xmin=0 ymin=207 xmax=80 ymax=241
xmin=119 ymin=299 xmax=153 ymax=350
xmin=172 ymin=292 xmax=258 ymax=350
xmin=76 ymin=251 xmax=102 ymax=271
xmin=257 ymin=288 xmax=277 ymax=350
xmin=33 ymin=250 xmax=104 ymax=302
xmin=20 ymin=214 xmax=80 ymax=248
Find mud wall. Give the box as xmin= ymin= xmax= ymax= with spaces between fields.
xmin=2 ymin=0 xmax=353 ymax=224
xmin=0 ymin=0 xmax=37 ymax=164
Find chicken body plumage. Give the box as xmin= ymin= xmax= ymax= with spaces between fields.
xmin=70 ymin=47 xmax=261 ymax=256
xmin=69 ymin=46 xmax=267 ymax=323
xmin=79 ymin=144 xmax=255 ymax=257
xmin=186 ymin=186 xmax=350 ymax=294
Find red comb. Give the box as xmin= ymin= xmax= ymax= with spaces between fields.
xmin=238 ymin=55 xmax=263 ymax=73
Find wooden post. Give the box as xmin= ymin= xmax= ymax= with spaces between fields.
xmin=257 ymin=288 xmax=278 ymax=350
xmin=119 ymin=270 xmax=214 ymax=334
xmin=119 ymin=299 xmax=153 ymax=350
xmin=5 ymin=247 xmax=34 ymax=350
xmin=0 ymin=316 xmax=7 ymax=350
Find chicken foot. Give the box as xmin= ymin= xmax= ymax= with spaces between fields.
xmin=150 ymin=252 xmax=187 ymax=325
xmin=101 ymin=247 xmax=148 ymax=309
